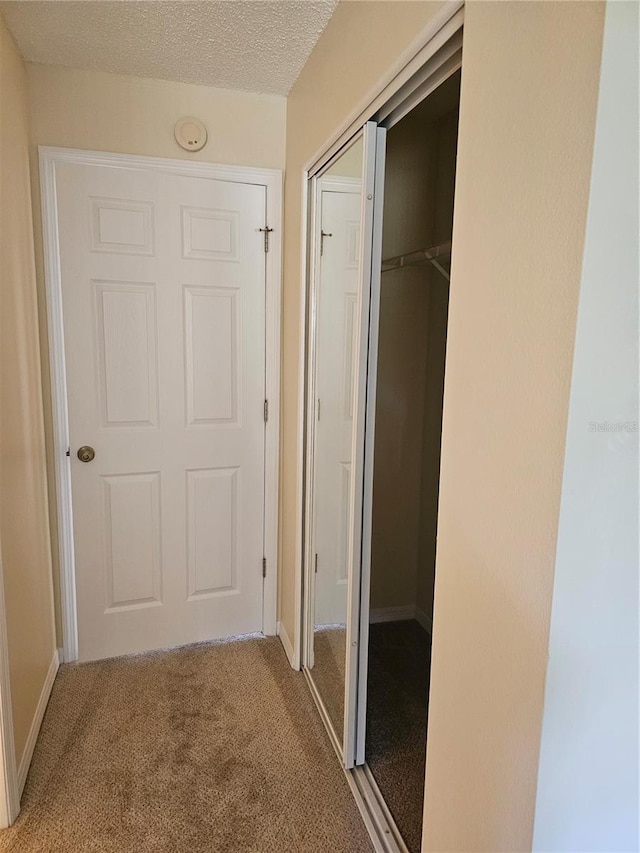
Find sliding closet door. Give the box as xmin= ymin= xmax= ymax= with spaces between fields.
xmin=304 ymin=121 xmax=386 ymax=769
xmin=344 ymin=124 xmax=386 ymax=768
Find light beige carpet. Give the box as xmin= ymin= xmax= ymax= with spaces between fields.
xmin=0 ymin=636 xmax=373 ymax=853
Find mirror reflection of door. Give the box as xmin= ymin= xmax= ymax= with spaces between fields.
xmin=309 ymin=138 xmax=363 ymax=741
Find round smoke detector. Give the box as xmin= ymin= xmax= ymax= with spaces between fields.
xmin=174 ymin=117 xmax=208 ymax=152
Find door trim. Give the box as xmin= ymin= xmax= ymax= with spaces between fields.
xmin=304 ymin=1 xmax=464 ymax=178
xmin=39 ymin=147 xmax=283 ymax=662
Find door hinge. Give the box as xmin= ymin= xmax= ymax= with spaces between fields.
xmin=262 ymin=557 xmax=267 ymax=578
xmin=259 ymin=226 xmax=274 ymax=253
xmin=320 ymin=230 xmax=332 ymax=256
xmin=264 ymin=399 xmax=269 ymax=423
xmin=315 ymin=553 xmax=318 ymax=574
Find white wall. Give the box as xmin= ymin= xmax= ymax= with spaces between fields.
xmin=533 ymin=3 xmax=639 ymax=850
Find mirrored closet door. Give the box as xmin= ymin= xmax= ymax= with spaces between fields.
xmin=302 ymin=36 xmax=462 ymax=853
xmin=302 ymin=123 xmax=385 ymax=766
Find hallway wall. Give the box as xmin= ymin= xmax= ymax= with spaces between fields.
xmin=423 ymin=3 xmax=604 ymax=849
xmin=0 ymin=16 xmax=57 ymax=776
xmin=283 ymin=2 xmax=605 ymax=851
xmin=24 ymin=64 xmax=287 ymax=641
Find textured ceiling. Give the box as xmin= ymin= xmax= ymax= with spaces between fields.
xmin=0 ymin=1 xmax=338 ymax=95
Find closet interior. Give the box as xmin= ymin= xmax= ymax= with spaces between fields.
xmin=365 ymin=69 xmax=460 ymax=853
xmin=302 ymin=57 xmax=461 ymax=853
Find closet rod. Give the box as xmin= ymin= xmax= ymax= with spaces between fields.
xmin=381 ymin=239 xmax=451 ymax=281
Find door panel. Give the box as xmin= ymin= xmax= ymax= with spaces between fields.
xmin=56 ymin=162 xmax=266 ymax=661
xmin=94 ymin=281 xmax=159 ymax=428
xmin=314 ymin=181 xmax=362 ymax=628
xmin=103 ymin=471 xmax=162 ymax=610
xmin=303 ymin=122 xmax=385 ymax=768
xmin=343 ymin=123 xmax=386 ymax=768
xmin=355 ymin=127 xmax=388 ymax=764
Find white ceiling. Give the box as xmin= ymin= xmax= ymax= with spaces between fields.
xmin=0 ymin=1 xmax=338 ymax=96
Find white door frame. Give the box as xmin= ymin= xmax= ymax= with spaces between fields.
xmin=40 ymin=147 xmax=282 ymax=663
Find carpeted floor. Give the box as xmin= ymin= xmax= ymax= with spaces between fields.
xmin=0 ymin=635 xmax=373 ymax=853
xmin=366 ymin=619 xmax=431 ymax=853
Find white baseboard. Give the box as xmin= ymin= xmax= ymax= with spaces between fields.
xmin=414 ymin=606 xmax=433 ymax=634
xmin=369 ymin=605 xmax=432 ymax=634
xmin=276 ymin=621 xmax=296 ymax=669
xmin=17 ymin=648 xmax=59 ymax=794
xmin=369 ymin=605 xmax=415 ymax=624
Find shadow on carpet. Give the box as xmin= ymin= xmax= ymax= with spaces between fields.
xmin=0 ymin=636 xmax=373 ymax=853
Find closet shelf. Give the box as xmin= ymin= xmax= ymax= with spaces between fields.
xmin=381 ymin=239 xmax=452 ymax=281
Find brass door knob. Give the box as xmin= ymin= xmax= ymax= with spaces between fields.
xmin=77 ymin=446 xmax=95 ymax=463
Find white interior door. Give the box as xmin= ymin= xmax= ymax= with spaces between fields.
xmin=313 ymin=179 xmax=361 ymax=627
xmin=55 ymin=160 xmax=267 ymax=662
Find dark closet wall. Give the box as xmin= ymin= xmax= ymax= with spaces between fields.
xmin=370 ymin=79 xmax=459 ymax=625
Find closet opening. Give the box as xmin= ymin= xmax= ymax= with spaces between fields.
xmin=299 ymin=14 xmax=464 ymax=848
xmin=363 ymin=68 xmax=461 ymax=852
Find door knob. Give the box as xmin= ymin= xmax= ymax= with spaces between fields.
xmin=77 ymin=445 xmax=95 ymax=463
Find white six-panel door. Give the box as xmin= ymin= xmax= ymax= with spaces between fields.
xmin=313 ymin=180 xmax=361 ymax=627
xmin=55 ymin=159 xmax=269 ymax=662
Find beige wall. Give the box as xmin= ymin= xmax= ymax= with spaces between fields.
xmin=0 ymin=17 xmax=57 ymax=768
xmin=282 ymin=0 xmax=446 ymax=649
xmin=284 ymin=1 xmax=605 ymax=850
xmin=26 ymin=64 xmax=286 ymax=169
xmin=423 ymin=3 xmax=604 ymax=851
xmin=25 ymin=64 xmax=287 ymax=641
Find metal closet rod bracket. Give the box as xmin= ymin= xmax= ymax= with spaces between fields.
xmin=381 ymin=239 xmax=452 ymax=281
